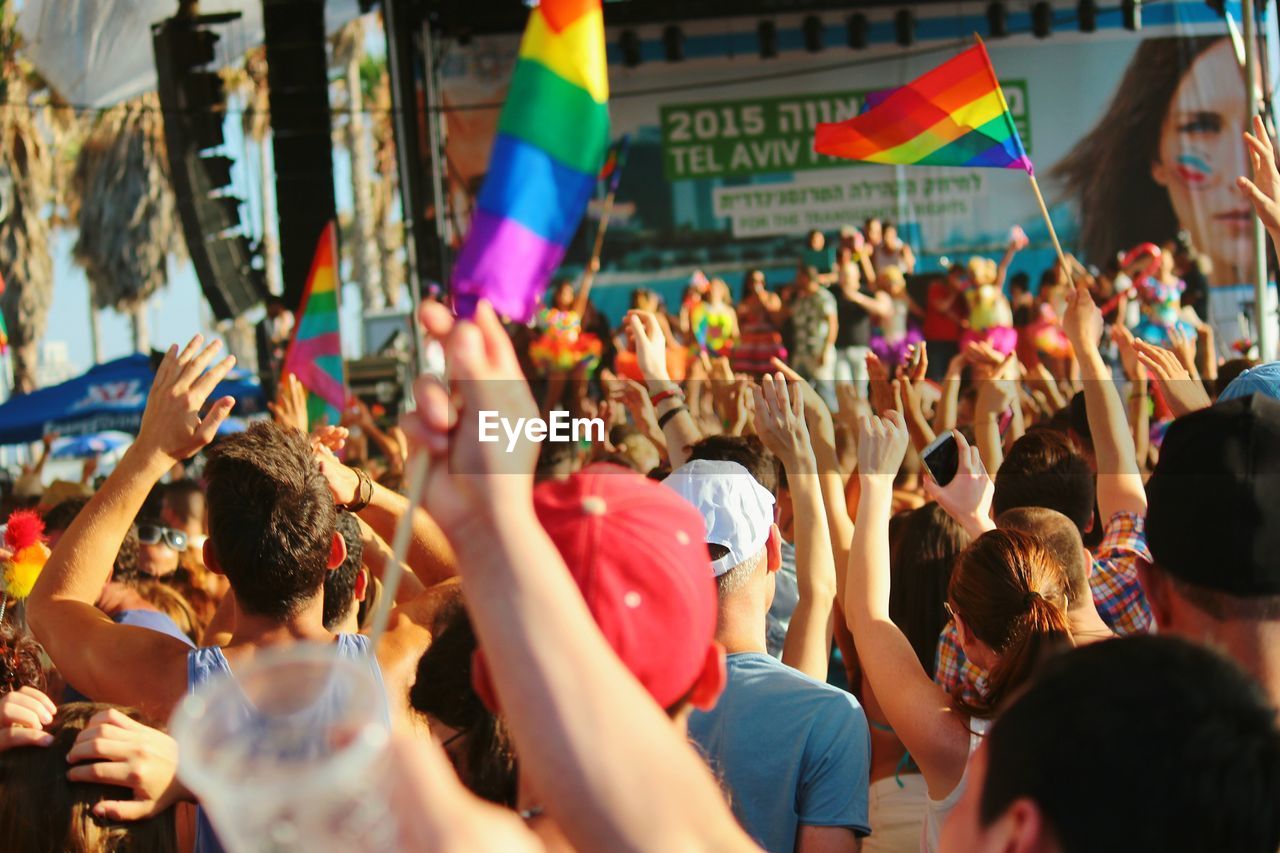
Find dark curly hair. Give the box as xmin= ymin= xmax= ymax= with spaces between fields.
xmin=0 ymin=621 xmax=48 ymax=695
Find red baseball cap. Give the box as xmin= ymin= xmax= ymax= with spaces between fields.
xmin=473 ymin=464 xmax=725 ymax=713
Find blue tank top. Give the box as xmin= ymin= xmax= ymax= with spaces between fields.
xmin=188 ymin=635 xmax=387 ymax=853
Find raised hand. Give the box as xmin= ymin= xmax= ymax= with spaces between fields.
xmin=1132 ymin=339 xmax=1212 ymax=417
xmin=312 ymin=424 xmax=349 ymax=455
xmin=626 ymin=311 xmax=671 ymax=390
xmin=135 ymin=336 xmax=236 ymax=464
xmin=855 ymin=410 xmax=910 ymax=478
xmin=65 ymin=707 xmax=186 ymax=821
xmin=1239 ymin=114 xmax=1280 ymax=234
xmin=0 ymin=687 xmax=56 ymax=751
xmin=769 ymin=357 xmax=836 ymax=439
xmin=1166 ymin=326 xmax=1200 ymax=379
xmin=865 ymin=351 xmax=899 ymax=415
xmin=268 ymin=373 xmax=309 ymax=434
xmin=1063 ymin=281 xmax=1104 ymax=356
xmin=751 ymin=373 xmax=812 ymax=470
xmin=922 ymin=430 xmax=995 ymax=538
xmin=403 ymin=300 xmax=541 ymax=542
xmin=1111 ymin=325 xmax=1147 ymax=384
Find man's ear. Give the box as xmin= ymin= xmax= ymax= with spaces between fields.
xmin=353 ymin=568 xmax=369 ymax=603
xmin=328 ymin=532 xmax=348 ymax=572
xmin=989 ymin=797 xmax=1057 ymax=853
xmin=689 ymin=642 xmax=727 ymax=711
xmin=203 ymin=539 xmax=225 ymax=577
xmin=765 ymin=523 xmax=782 ymax=574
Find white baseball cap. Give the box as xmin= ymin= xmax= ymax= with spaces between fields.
xmin=664 ymin=459 xmax=776 ymax=577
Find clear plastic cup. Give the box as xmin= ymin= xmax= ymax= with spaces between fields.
xmin=169 ymin=644 xmax=397 ymax=852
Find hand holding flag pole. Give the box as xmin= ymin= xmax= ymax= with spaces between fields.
xmin=813 ymin=36 xmax=1071 ymax=284
xmin=375 ymin=0 xmax=610 ymax=641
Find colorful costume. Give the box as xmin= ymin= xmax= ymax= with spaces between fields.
xmin=1132 ymin=277 xmax=1195 ymax=347
xmin=1017 ymin=301 xmax=1072 ymax=367
xmin=870 ymin=296 xmax=922 ymax=369
xmin=731 ymin=304 xmax=787 ymax=376
xmin=529 ymin=308 xmax=602 ymax=374
xmin=691 ymin=302 xmax=736 ymax=357
xmin=961 ymin=283 xmax=1017 ymax=354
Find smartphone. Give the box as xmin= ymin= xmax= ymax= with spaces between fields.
xmin=921 ymin=431 xmax=960 ymax=487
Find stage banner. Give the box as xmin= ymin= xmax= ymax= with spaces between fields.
xmin=438 ymin=0 xmax=1276 ymax=357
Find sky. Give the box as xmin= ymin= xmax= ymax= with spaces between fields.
xmin=40 ymin=16 xmax=380 ymax=378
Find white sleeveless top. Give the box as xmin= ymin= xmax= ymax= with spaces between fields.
xmin=922 ymin=716 xmax=991 ymax=852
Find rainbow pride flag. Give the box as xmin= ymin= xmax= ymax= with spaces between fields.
xmin=451 ymin=0 xmax=609 ymax=322
xmin=282 ymin=222 xmax=346 ymax=427
xmin=815 ymin=40 xmax=1032 ymax=174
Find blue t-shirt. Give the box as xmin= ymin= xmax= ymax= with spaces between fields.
xmin=117 ymin=609 xmax=195 ymax=645
xmin=688 ymin=652 xmax=871 ymax=853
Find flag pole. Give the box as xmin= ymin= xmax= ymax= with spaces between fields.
xmin=369 ymin=450 xmax=428 ymax=644
xmin=588 ymin=191 xmax=617 ymax=267
xmin=1027 ymin=173 xmax=1074 ymax=287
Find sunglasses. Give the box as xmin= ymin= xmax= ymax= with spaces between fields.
xmin=136 ymin=524 xmax=189 ymax=553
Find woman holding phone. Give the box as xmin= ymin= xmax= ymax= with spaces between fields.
xmin=845 ymin=412 xmax=1072 ymax=852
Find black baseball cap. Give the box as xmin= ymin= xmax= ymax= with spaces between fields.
xmin=1146 ymin=394 xmax=1280 ymax=596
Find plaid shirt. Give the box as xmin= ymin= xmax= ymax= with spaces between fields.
xmin=933 ymin=511 xmax=1155 ymax=701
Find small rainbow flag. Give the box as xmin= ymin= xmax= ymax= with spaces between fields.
xmin=451 ymin=0 xmax=609 ymax=323
xmin=815 ymin=40 xmax=1032 ymax=174
xmin=599 ymin=133 xmax=631 ymax=196
xmin=282 ymin=222 xmax=346 ymax=427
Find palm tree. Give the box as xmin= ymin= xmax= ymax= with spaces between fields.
xmin=72 ymin=93 xmax=184 ymax=353
xmin=0 ymin=10 xmax=55 ymax=395
xmin=334 ymin=17 xmax=382 ymax=317
xmin=369 ymin=52 xmax=405 ymax=308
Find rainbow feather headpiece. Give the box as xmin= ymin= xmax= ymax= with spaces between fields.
xmin=3 ymin=510 xmax=50 ymax=601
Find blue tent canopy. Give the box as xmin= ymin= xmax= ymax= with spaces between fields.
xmin=0 ymin=354 xmax=266 ymax=445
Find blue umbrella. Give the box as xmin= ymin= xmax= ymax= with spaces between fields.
xmin=0 ymin=353 xmax=267 ymax=445
xmin=51 ymin=431 xmax=132 ymax=459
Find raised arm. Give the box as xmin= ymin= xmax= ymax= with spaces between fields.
xmin=1112 ymin=326 xmax=1150 ymax=472
xmin=1238 ymin=114 xmax=1280 ymax=254
xmin=572 ymin=256 xmax=601 ymax=318
xmin=407 ymin=301 xmax=756 ymax=853
xmin=1062 ymin=280 xmax=1147 ymax=518
xmin=933 ymin=351 xmax=965 ymax=436
xmin=27 ymin=337 xmax=236 ymax=720
xmin=845 ymin=411 xmax=971 ymax=795
xmin=993 ymin=235 xmax=1023 ymax=290
xmin=753 ymin=374 xmax=836 ymax=680
xmin=315 ymin=448 xmax=456 ymax=588
xmin=769 ymin=358 xmax=856 ymax=610
xmin=630 ymin=310 xmax=701 ymax=469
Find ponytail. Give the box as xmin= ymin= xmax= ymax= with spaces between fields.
xmin=949 ymin=529 xmax=1072 ymax=719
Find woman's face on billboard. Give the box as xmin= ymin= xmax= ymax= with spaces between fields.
xmin=1150 ymin=39 xmax=1253 ymax=286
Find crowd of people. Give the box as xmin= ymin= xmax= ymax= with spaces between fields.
xmin=0 ymin=124 xmax=1279 ymax=853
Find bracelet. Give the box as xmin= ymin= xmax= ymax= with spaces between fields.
xmin=657 ymin=405 xmax=688 ymax=429
xmin=342 ymin=467 xmax=373 ymax=512
xmin=649 ymin=387 xmax=682 ymax=407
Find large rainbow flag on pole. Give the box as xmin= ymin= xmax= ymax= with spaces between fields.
xmin=451 ymin=0 xmax=609 ymax=323
xmin=282 ymin=222 xmax=346 ymax=427
xmin=814 ymin=40 xmax=1032 ymax=174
